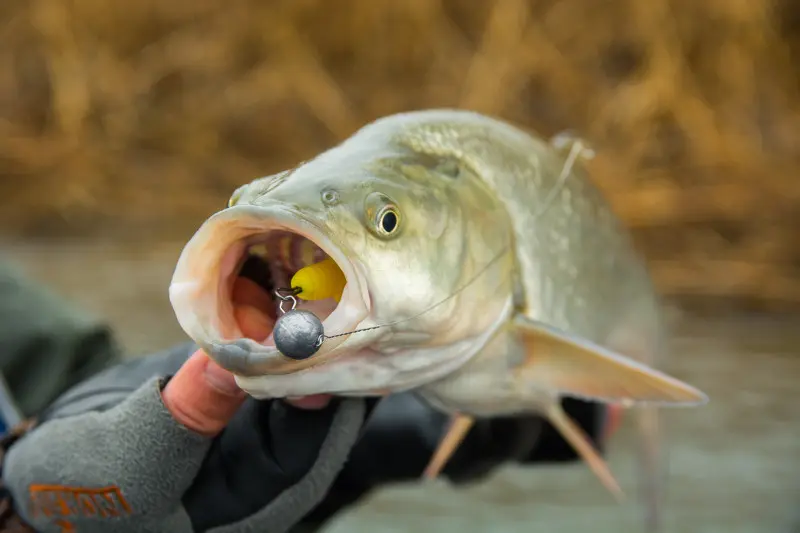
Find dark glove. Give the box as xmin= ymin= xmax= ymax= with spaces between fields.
xmin=182 ymin=396 xmax=377 ymax=532
xmin=301 ymin=394 xmax=607 ymax=529
xmin=187 ymin=385 xmax=606 ymax=531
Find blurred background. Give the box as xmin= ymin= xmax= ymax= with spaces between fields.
xmin=1 ymin=0 xmax=798 ymax=531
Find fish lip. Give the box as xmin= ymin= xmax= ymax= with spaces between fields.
xmin=169 ymin=202 xmax=371 ymax=377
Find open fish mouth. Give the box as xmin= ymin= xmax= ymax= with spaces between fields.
xmin=169 ymin=204 xmax=371 ymax=377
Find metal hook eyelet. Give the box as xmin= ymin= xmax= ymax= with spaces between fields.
xmin=274 ymin=287 xmax=302 ymax=314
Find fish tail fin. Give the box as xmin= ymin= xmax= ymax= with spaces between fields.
xmin=546 ymin=401 xmax=626 ymax=503
xmin=422 ymin=413 xmax=475 ymax=479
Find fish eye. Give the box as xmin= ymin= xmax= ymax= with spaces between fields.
xmin=364 ymin=192 xmax=401 ymax=239
xmin=377 ymin=207 xmax=399 ymax=235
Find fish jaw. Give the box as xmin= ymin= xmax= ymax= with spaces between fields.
xmin=168 ymin=203 xmax=372 ymax=377
xmin=234 ymin=296 xmax=515 ymax=399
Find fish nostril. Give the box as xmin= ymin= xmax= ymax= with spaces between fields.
xmin=321 ymin=189 xmax=340 ymax=206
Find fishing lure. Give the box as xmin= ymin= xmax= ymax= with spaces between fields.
xmin=271 ymin=258 xmax=347 ymax=360
xmin=290 ymin=257 xmax=346 ymax=303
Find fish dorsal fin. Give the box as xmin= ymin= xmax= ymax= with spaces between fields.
xmin=512 ymin=315 xmax=708 ymax=406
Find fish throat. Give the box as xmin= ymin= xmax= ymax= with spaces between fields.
xmin=226 ymin=230 xmax=347 ymax=344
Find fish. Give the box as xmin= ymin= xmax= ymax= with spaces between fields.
xmin=168 ymin=109 xmax=708 ymax=530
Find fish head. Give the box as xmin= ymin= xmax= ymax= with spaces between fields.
xmin=169 ymin=133 xmax=514 ymax=399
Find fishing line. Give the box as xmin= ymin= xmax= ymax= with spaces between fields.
xmin=270 ymin=246 xmax=511 ymax=360
xmin=532 ymin=136 xmax=589 ymax=219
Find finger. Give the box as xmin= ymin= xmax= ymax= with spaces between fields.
xmin=232 ymin=277 xmax=275 ymax=342
xmin=162 ymin=349 xmax=246 ymax=437
xmin=233 ymin=305 xmax=274 ymax=342
xmin=232 ymin=277 xmax=274 ymax=312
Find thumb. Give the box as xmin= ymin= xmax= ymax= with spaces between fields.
xmin=162 ymin=349 xmax=246 ymax=437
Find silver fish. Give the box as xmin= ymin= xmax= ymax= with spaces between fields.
xmin=169 ymin=109 xmax=708 ymax=530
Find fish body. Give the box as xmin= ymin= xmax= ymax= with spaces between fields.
xmin=395 ymin=113 xmax=665 ymax=406
xmin=169 ymin=109 xmax=707 ymax=531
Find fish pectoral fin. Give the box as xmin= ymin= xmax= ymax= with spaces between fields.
xmin=546 ymin=402 xmax=625 ymax=502
xmin=422 ymin=414 xmax=475 ymax=480
xmin=512 ymin=315 xmax=708 ymax=406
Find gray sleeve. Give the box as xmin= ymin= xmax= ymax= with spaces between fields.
xmin=3 ymin=377 xmax=210 ymax=533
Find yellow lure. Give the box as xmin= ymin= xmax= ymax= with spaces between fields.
xmin=290 ymin=257 xmax=346 ymax=303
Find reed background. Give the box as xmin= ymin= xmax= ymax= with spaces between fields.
xmin=1 ymin=0 xmax=799 ymax=312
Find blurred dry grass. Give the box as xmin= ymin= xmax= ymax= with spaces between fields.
xmin=0 ymin=0 xmax=799 ymax=311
